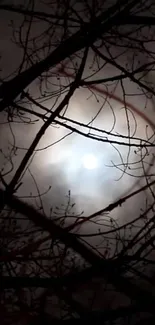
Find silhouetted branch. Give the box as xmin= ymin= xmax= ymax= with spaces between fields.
xmin=0 ymin=0 xmax=138 ymax=111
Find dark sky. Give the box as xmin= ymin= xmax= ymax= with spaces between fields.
xmin=0 ymin=0 xmax=155 ymax=245
xmin=1 ymin=3 xmax=155 ymax=323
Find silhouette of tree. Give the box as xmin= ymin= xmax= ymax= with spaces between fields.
xmin=1 ymin=0 xmax=155 ymax=324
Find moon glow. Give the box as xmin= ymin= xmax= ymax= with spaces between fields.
xmin=82 ymin=154 xmax=98 ymax=170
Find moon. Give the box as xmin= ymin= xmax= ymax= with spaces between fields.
xmin=82 ymin=154 xmax=98 ymax=170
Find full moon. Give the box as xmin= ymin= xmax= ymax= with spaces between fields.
xmin=82 ymin=154 xmax=98 ymax=170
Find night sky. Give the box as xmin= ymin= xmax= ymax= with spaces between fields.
xmin=1 ymin=1 xmax=155 ymax=222
xmin=1 ymin=1 xmax=155 ymax=321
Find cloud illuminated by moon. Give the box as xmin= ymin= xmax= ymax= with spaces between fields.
xmin=82 ymin=154 xmax=98 ymax=170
